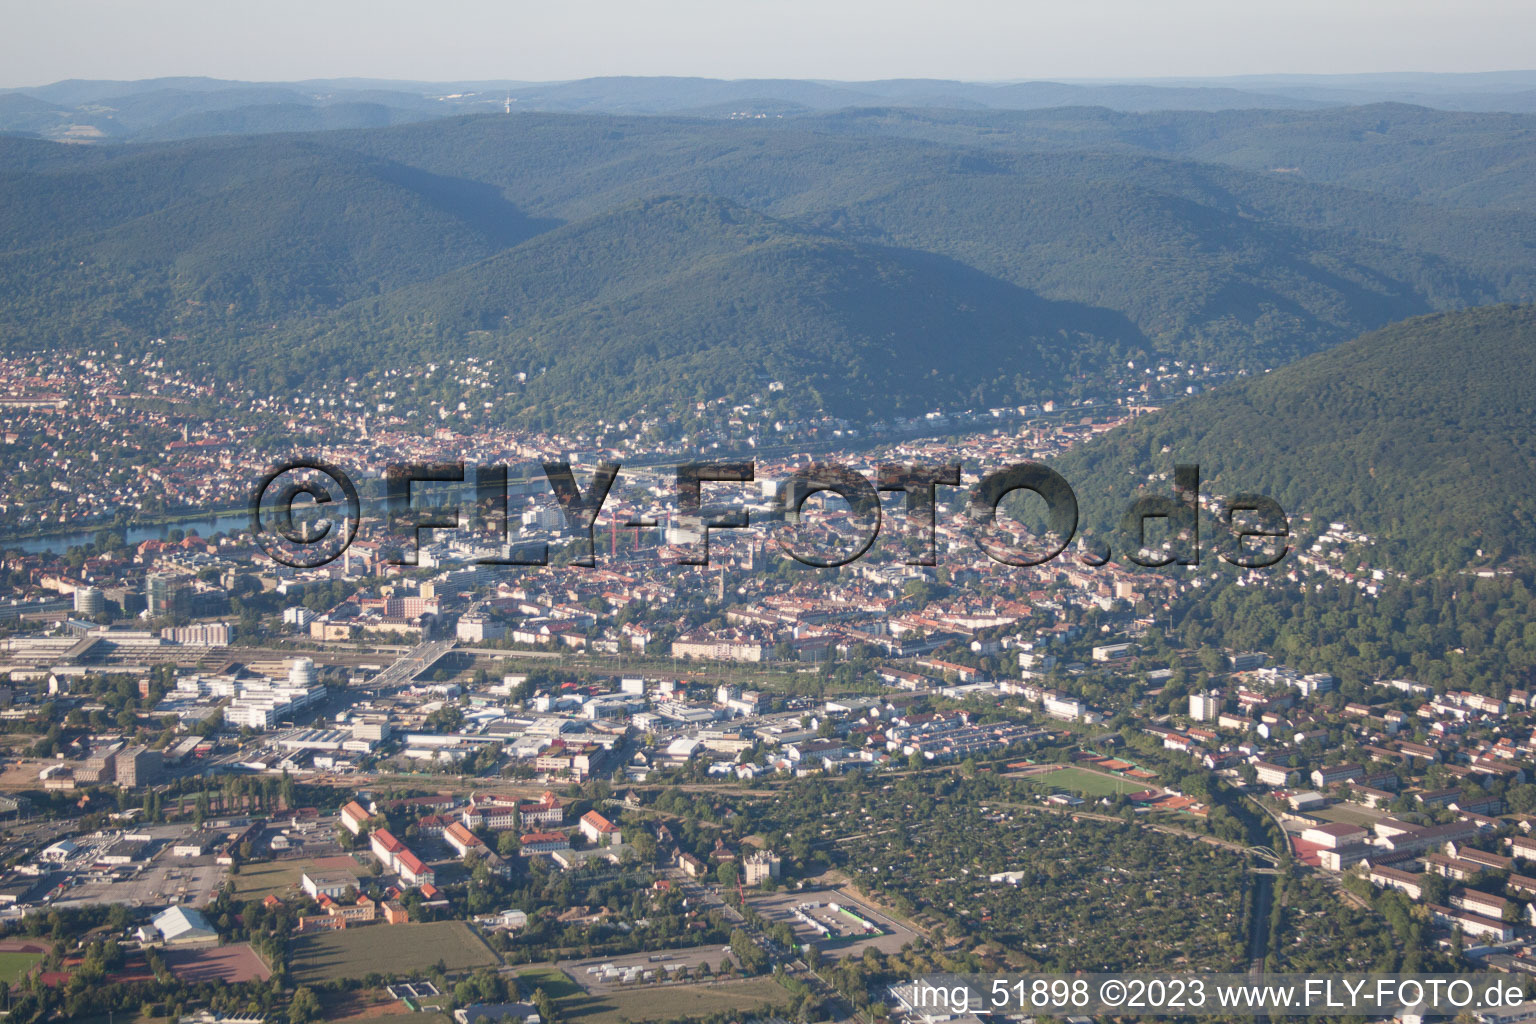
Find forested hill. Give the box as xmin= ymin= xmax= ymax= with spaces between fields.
xmin=807 ymin=104 xmax=1536 ymax=210
xmin=248 ymin=195 xmax=1142 ymax=425
xmin=1055 ymin=304 xmax=1536 ymax=574
xmin=4 ymin=110 xmax=1536 ymax=426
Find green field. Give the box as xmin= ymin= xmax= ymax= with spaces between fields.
xmin=230 ymin=859 xmax=315 ymax=899
xmin=518 ymin=965 xmax=581 ymax=999
xmin=231 ymin=856 xmax=370 ymax=900
xmin=0 ymin=950 xmax=43 ymax=985
xmin=1035 ymin=766 xmax=1145 ymax=798
xmin=291 ymin=921 xmax=498 ymax=984
xmin=560 ymin=977 xmax=787 ymax=1024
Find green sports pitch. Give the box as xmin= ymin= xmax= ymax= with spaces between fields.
xmin=0 ymin=950 xmax=44 ymax=985
xmin=1033 ymin=766 xmax=1146 ymax=798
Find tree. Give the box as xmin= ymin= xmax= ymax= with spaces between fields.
xmin=1508 ymin=784 xmax=1536 ymax=815
xmin=729 ymin=928 xmax=768 ymax=975
xmin=1196 ymin=647 xmax=1225 ymax=675
xmin=290 ymin=986 xmax=322 ymax=1024
xmin=533 ymin=987 xmax=558 ymax=1024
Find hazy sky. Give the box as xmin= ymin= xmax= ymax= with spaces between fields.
xmin=3 ymin=0 xmax=1533 ymax=89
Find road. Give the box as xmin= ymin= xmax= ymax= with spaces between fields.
xmin=361 ymin=639 xmax=456 ymax=692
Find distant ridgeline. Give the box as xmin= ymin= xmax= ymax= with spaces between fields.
xmin=11 ymin=74 xmax=1536 ymax=141
xmin=2 ymin=105 xmax=1536 ymax=426
xmin=1054 ymin=304 xmax=1536 ymax=575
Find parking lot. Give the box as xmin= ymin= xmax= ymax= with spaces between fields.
xmin=564 ymin=946 xmax=738 ymax=994
xmin=748 ymin=888 xmax=916 ymax=959
xmin=63 ymin=857 xmax=225 ymax=910
xmin=47 ymin=824 xmax=226 ymax=910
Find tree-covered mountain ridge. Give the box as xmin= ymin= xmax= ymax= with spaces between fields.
xmin=3 ymin=111 xmax=1536 ymax=427
xmin=219 ymin=194 xmax=1145 ymax=425
xmin=1056 ymin=304 xmax=1536 ymax=573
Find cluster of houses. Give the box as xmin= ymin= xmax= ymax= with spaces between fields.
xmin=340 ymin=789 xmax=628 ymax=880
xmin=1129 ymin=658 xmax=1536 ymax=952
xmin=330 ymin=788 xmax=781 ymax=916
xmin=1358 ymin=835 xmax=1536 ymax=946
xmin=293 ymin=867 xmax=411 ymax=933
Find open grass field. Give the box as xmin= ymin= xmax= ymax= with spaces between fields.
xmin=0 ymin=759 xmax=50 ymax=792
xmin=0 ymin=950 xmax=44 ymax=985
xmin=230 ymin=859 xmax=314 ymax=899
xmin=1033 ymin=766 xmax=1146 ymax=797
xmin=291 ymin=921 xmax=498 ymax=984
xmin=560 ymin=977 xmax=787 ymax=1024
xmin=231 ymin=855 xmax=365 ymax=900
xmin=518 ymin=965 xmax=581 ymax=998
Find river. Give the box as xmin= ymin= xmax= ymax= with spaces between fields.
xmin=3 ymin=511 xmax=252 ymax=555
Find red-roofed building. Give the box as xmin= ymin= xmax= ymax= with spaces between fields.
xmin=460 ymin=793 xmax=520 ymax=830
xmin=370 ymin=827 xmax=432 ymax=885
xmin=370 ymin=827 xmax=404 ymax=870
xmin=445 ymin=821 xmax=486 ymax=859
xmin=328 ymin=896 xmax=376 ymax=924
xmin=340 ymin=800 xmax=370 ymax=835
xmin=395 ymin=848 xmax=435 ymax=887
xmin=580 ymin=810 xmax=622 ymax=846
xmin=416 ymin=813 xmax=452 ymax=836
xmin=518 ymin=790 xmax=564 ymax=829
xmin=519 ymin=831 xmax=570 ymax=855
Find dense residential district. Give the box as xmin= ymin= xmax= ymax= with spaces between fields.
xmin=1 ymin=352 xmax=1535 ymax=1024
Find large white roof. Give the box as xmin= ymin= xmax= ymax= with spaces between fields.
xmin=151 ymin=905 xmax=216 ymax=942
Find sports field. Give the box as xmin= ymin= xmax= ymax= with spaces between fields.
xmin=560 ymin=977 xmax=787 ymax=1024
xmin=1034 ymin=766 xmax=1146 ymax=797
xmin=291 ymin=921 xmax=498 ymax=984
xmin=163 ymin=942 xmax=272 ymax=983
xmin=0 ymin=950 xmax=44 ymax=985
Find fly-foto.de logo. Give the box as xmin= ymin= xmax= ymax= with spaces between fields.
xmin=250 ymin=459 xmax=1288 ymax=572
